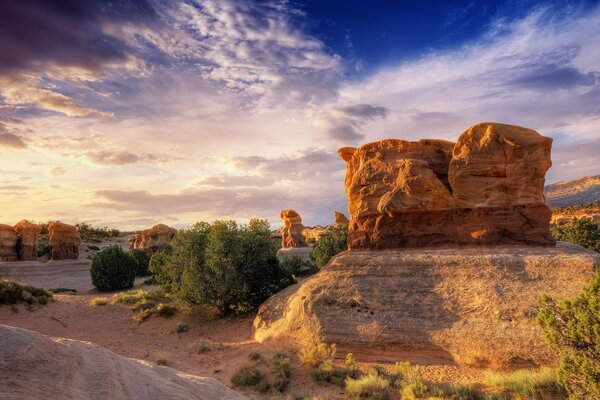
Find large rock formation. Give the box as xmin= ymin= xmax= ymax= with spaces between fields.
xmin=302 ymin=225 xmax=329 ymax=243
xmin=48 ymin=222 xmax=81 ymax=260
xmin=13 ymin=220 xmax=42 ymax=261
xmin=0 ymin=325 xmax=247 ymax=400
xmin=0 ymin=224 xmax=18 ymax=261
xmin=280 ymin=209 xmax=308 ymax=248
xmin=339 ymin=123 xmax=555 ymax=249
xmin=129 ymin=224 xmax=177 ymax=254
xmin=334 ymin=211 xmax=349 ymax=228
xmin=254 ymin=243 xmax=600 ymax=369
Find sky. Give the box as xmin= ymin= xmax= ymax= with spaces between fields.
xmin=0 ymin=0 xmax=599 ymax=230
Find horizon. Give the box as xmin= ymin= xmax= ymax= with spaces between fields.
xmin=1 ymin=0 xmax=599 ymax=230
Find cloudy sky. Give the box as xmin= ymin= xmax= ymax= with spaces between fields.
xmin=0 ymin=0 xmax=599 ymax=229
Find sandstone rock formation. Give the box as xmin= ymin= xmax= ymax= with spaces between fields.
xmin=254 ymin=243 xmax=600 ymax=369
xmin=129 ymin=224 xmax=177 ymax=253
xmin=334 ymin=211 xmax=349 ymax=228
xmin=48 ymin=222 xmax=81 ymax=260
xmin=13 ymin=220 xmax=42 ymax=261
xmin=339 ymin=123 xmax=555 ymax=249
xmin=0 ymin=224 xmax=18 ymax=261
xmin=0 ymin=325 xmax=247 ymax=400
xmin=302 ymin=225 xmax=329 ymax=243
xmin=280 ymin=209 xmax=308 ymax=248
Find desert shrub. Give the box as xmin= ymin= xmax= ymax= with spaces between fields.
xmin=300 ymin=343 xmax=337 ymax=368
xmin=439 ymin=384 xmax=485 ymax=400
xmin=249 ymin=352 xmax=261 ymax=361
xmin=231 ymin=365 xmax=270 ymax=392
xmin=485 ymin=367 xmax=562 ymax=398
xmin=155 ymin=303 xmax=176 ymax=317
xmin=91 ymin=297 xmax=107 ymax=306
xmin=345 ymin=370 xmax=391 ymax=399
xmin=112 ymin=289 xmax=159 ymax=304
xmin=76 ymin=222 xmax=121 ymax=240
xmin=551 ymin=218 xmax=600 ymax=252
xmin=129 ymin=249 xmax=151 ymax=276
xmin=151 ymin=219 xmax=293 ymax=316
xmin=176 ymin=322 xmax=189 ymax=333
xmin=537 ymin=269 xmax=600 ymax=399
xmin=280 ymin=256 xmax=315 ymax=276
xmin=156 ymin=358 xmax=168 ymax=366
xmin=90 ymin=245 xmax=137 ymax=291
xmin=273 ymin=353 xmax=292 ymax=392
xmin=112 ymin=290 xmax=175 ymax=321
xmin=311 ymin=227 xmax=347 ymax=269
xmin=0 ymin=278 xmax=51 ymax=305
xmin=197 ymin=343 xmax=211 ymax=354
xmin=37 ymin=234 xmax=51 ymax=258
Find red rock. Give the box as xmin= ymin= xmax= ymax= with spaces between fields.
xmin=280 ymin=210 xmax=307 ymax=248
xmin=334 ymin=211 xmax=349 ymax=228
xmin=0 ymin=224 xmax=18 ymax=261
xmin=48 ymin=222 xmax=81 ymax=260
xmin=13 ymin=220 xmax=42 ymax=261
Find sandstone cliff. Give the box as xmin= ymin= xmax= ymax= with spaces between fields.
xmin=545 ymin=175 xmax=600 ymax=208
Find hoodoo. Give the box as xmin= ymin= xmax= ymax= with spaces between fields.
xmin=13 ymin=220 xmax=42 ymax=261
xmin=48 ymin=222 xmax=81 ymax=260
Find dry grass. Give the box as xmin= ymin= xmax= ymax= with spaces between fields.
xmin=90 ymin=297 xmax=107 ymax=306
xmin=345 ymin=371 xmax=391 ymax=399
xmin=485 ymin=367 xmax=563 ymax=398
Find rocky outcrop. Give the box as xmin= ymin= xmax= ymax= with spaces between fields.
xmin=0 ymin=224 xmax=18 ymax=261
xmin=280 ymin=209 xmax=308 ymax=248
xmin=302 ymin=225 xmax=329 ymax=243
xmin=334 ymin=211 xmax=349 ymax=228
xmin=0 ymin=325 xmax=247 ymax=400
xmin=48 ymin=222 xmax=81 ymax=260
xmin=254 ymin=243 xmax=600 ymax=369
xmin=545 ymin=175 xmax=600 ymax=208
xmin=13 ymin=220 xmax=42 ymax=261
xmin=129 ymin=224 xmax=177 ymax=254
xmin=339 ymin=123 xmax=555 ymax=249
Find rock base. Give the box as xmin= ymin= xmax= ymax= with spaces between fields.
xmin=254 ymin=243 xmax=599 ymax=369
xmin=276 ymin=247 xmax=313 ymax=263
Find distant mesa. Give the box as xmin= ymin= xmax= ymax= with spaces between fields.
xmin=339 ymin=122 xmax=555 ymax=249
xmin=49 ymin=222 xmax=81 ymax=261
xmin=129 ymin=224 xmax=177 ymax=254
xmin=545 ymin=175 xmax=600 ymax=208
xmin=13 ymin=220 xmax=42 ymax=261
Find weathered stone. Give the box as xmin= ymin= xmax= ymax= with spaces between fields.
xmin=334 ymin=211 xmax=349 ymax=228
xmin=0 ymin=224 xmax=18 ymax=261
xmin=13 ymin=220 xmax=42 ymax=261
xmin=280 ymin=210 xmax=307 ymax=248
xmin=302 ymin=225 xmax=329 ymax=244
xmin=146 ymin=224 xmax=177 ymax=253
xmin=48 ymin=222 xmax=81 ymax=260
xmin=254 ymin=243 xmax=599 ymax=369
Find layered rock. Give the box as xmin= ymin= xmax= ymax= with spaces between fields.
xmin=129 ymin=224 xmax=177 ymax=253
xmin=302 ymin=225 xmax=329 ymax=243
xmin=48 ymin=222 xmax=81 ymax=260
xmin=280 ymin=209 xmax=308 ymax=248
xmin=254 ymin=243 xmax=600 ymax=369
xmin=0 ymin=224 xmax=18 ymax=261
xmin=339 ymin=123 xmax=555 ymax=249
xmin=13 ymin=220 xmax=42 ymax=261
xmin=334 ymin=211 xmax=349 ymax=228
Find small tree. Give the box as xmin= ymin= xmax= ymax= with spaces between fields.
xmin=129 ymin=249 xmax=151 ymax=276
xmin=537 ymin=270 xmax=600 ymax=399
xmin=91 ymin=245 xmax=137 ymax=291
xmin=312 ymin=227 xmax=348 ymax=269
xmin=551 ymin=219 xmax=600 ymax=253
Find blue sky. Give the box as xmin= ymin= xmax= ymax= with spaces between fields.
xmin=0 ymin=0 xmax=599 ymax=229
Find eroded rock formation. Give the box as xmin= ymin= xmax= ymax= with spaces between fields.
xmin=49 ymin=222 xmax=81 ymax=260
xmin=13 ymin=220 xmax=42 ymax=261
xmin=129 ymin=224 xmax=177 ymax=254
xmin=0 ymin=224 xmax=18 ymax=261
xmin=334 ymin=211 xmax=349 ymax=228
xmin=280 ymin=209 xmax=307 ymax=248
xmin=339 ymin=123 xmax=555 ymax=249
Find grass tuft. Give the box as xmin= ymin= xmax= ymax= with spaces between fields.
xmin=230 ymin=364 xmax=270 ymax=393
xmin=156 ymin=358 xmax=168 ymax=366
xmin=0 ymin=278 xmax=52 ymax=306
xmin=196 ymin=343 xmax=211 ymax=354
xmin=345 ymin=370 xmax=390 ymax=399
xmin=485 ymin=367 xmax=563 ymax=398
xmin=91 ymin=297 xmax=108 ymax=306
xmin=176 ymin=322 xmax=189 ymax=333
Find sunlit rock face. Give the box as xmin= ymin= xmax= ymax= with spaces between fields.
xmin=49 ymin=222 xmax=81 ymax=260
xmin=0 ymin=224 xmax=18 ymax=261
xmin=334 ymin=211 xmax=349 ymax=228
xmin=13 ymin=220 xmax=42 ymax=261
xmin=280 ymin=209 xmax=308 ymax=248
xmin=339 ymin=122 xmax=555 ymax=249
xmin=129 ymin=224 xmax=177 ymax=254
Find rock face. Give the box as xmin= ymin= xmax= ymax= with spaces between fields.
xmin=0 ymin=325 xmax=247 ymax=400
xmin=48 ymin=222 xmax=81 ymax=260
xmin=0 ymin=224 xmax=18 ymax=261
xmin=339 ymin=123 xmax=555 ymax=249
xmin=13 ymin=220 xmax=42 ymax=261
xmin=302 ymin=225 xmax=329 ymax=243
xmin=334 ymin=211 xmax=349 ymax=228
xmin=129 ymin=224 xmax=177 ymax=253
xmin=254 ymin=243 xmax=600 ymax=369
xmin=280 ymin=209 xmax=308 ymax=248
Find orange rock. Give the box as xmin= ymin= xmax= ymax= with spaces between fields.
xmin=48 ymin=222 xmax=81 ymax=260
xmin=13 ymin=220 xmax=42 ymax=261
xmin=0 ymin=224 xmax=18 ymax=261
xmin=334 ymin=211 xmax=349 ymax=228
xmin=280 ymin=209 xmax=308 ymax=248
xmin=146 ymin=224 xmax=177 ymax=253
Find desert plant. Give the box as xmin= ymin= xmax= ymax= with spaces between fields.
xmin=249 ymin=352 xmax=261 ymax=361
xmin=537 ymin=269 xmax=600 ymax=399
xmin=300 ymin=343 xmax=337 ymax=368
xmin=484 ymin=367 xmax=562 ymax=398
xmin=273 ymin=353 xmax=292 ymax=392
xmin=551 ymin=218 xmax=600 ymax=252
xmin=90 ymin=245 xmax=137 ymax=291
xmin=345 ymin=370 xmax=391 ymax=399
xmin=230 ymin=364 xmax=270 ymax=392
xmin=129 ymin=249 xmax=151 ymax=276
xmin=280 ymin=256 xmax=315 ymax=276
xmin=91 ymin=297 xmax=107 ymax=306
xmin=0 ymin=278 xmax=52 ymax=305
xmin=196 ymin=343 xmax=211 ymax=354
xmin=311 ymin=227 xmax=347 ymax=269
xmin=156 ymin=358 xmax=168 ymax=366
xmin=176 ymin=322 xmax=189 ymax=333
xmin=155 ymin=303 xmax=176 ymax=317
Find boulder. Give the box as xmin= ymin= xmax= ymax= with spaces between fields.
xmin=48 ymin=222 xmax=81 ymax=260
xmin=334 ymin=211 xmax=349 ymax=228
xmin=280 ymin=209 xmax=308 ymax=248
xmin=254 ymin=243 xmax=600 ymax=369
xmin=0 ymin=224 xmax=18 ymax=261
xmin=339 ymin=123 xmax=555 ymax=249
xmin=13 ymin=220 xmax=42 ymax=261
xmin=146 ymin=224 xmax=177 ymax=253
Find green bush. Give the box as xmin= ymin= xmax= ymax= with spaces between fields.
xmin=273 ymin=353 xmax=292 ymax=392
xmin=537 ymin=269 xmax=600 ymax=399
xmin=345 ymin=370 xmax=390 ymax=399
xmin=151 ymin=219 xmax=293 ymax=316
xmin=129 ymin=249 xmax=151 ymax=276
xmin=90 ymin=245 xmax=137 ymax=291
xmin=230 ymin=364 xmax=270 ymax=392
xmin=0 ymin=278 xmax=52 ymax=305
xmin=551 ymin=219 xmax=600 ymax=252
xmin=312 ymin=227 xmax=348 ymax=269
xmin=280 ymin=256 xmax=315 ymax=276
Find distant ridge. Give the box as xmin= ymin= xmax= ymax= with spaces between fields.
xmin=545 ymin=175 xmax=600 ymax=207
